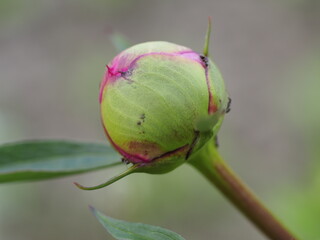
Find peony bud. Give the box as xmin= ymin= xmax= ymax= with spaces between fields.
xmin=100 ymin=46 xmax=228 ymax=171
xmin=75 ymin=19 xmax=230 ymax=190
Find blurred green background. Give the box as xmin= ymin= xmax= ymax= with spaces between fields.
xmin=0 ymin=0 xmax=319 ymax=239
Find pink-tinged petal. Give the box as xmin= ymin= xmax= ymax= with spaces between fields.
xmin=99 ymin=50 xmax=204 ymax=103
xmin=99 ymin=41 xmax=224 ymax=166
xmin=100 ymin=48 xmax=218 ymax=120
xmin=205 ymin=68 xmax=218 ymax=114
xmin=101 ymin=116 xmax=190 ymax=164
xmin=101 ymin=119 xmax=150 ymax=163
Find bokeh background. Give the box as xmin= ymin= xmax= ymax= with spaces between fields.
xmin=0 ymin=0 xmax=319 ymax=239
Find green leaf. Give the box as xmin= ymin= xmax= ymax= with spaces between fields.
xmin=0 ymin=140 xmax=121 ymax=183
xmin=91 ymin=207 xmax=186 ymax=240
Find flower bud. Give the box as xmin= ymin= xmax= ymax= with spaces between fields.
xmin=74 ymin=20 xmax=229 ymax=190
xmin=100 ymin=40 xmax=228 ymax=173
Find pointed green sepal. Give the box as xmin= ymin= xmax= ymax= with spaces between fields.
xmin=74 ymin=165 xmax=138 ymax=190
xmin=203 ymin=17 xmax=212 ymax=57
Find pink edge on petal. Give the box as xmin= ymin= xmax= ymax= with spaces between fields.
xmin=125 ymin=50 xmax=204 ymax=71
xmin=180 ymin=51 xmax=218 ymax=113
xmin=101 ymin=121 xmax=150 ymax=163
xmin=99 ymin=55 xmax=130 ymax=103
xmin=101 ymin=115 xmax=191 ymax=164
xmin=204 ymin=65 xmax=218 ymax=114
xmin=179 ymin=51 xmax=206 ymax=66
xmin=99 ymin=68 xmax=108 ymax=103
xmin=151 ymin=143 xmax=189 ymax=161
xmin=99 ymin=50 xmax=206 ymax=103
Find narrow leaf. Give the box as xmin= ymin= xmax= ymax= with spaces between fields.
xmin=203 ymin=17 xmax=212 ymax=57
xmin=0 ymin=140 xmax=121 ymax=183
xmin=91 ymin=207 xmax=186 ymax=240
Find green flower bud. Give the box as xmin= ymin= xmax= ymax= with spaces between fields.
xmin=75 ymin=20 xmax=230 ymax=190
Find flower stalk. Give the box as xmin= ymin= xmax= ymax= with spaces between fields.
xmin=188 ymin=138 xmax=298 ymax=240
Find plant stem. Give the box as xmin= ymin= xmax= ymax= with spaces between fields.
xmin=188 ymin=138 xmax=298 ymax=240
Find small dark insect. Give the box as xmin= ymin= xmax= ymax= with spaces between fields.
xmin=118 ymin=71 xmax=126 ymax=77
xmin=199 ymin=54 xmax=209 ymax=67
xmin=118 ymin=69 xmax=133 ymax=83
xmin=121 ymin=158 xmax=130 ymax=164
xmin=137 ymin=121 xmax=142 ymax=126
xmin=226 ymin=97 xmax=232 ymax=113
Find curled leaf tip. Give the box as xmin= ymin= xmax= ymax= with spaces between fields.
xmin=73 ymin=181 xmax=89 ymax=190
xmin=73 ymin=180 xmax=113 ymax=191
xmin=74 ymin=166 xmax=137 ymax=191
xmin=203 ymin=17 xmax=212 ymax=57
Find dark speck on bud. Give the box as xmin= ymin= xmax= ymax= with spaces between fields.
xmin=200 ymin=55 xmax=209 ymax=67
